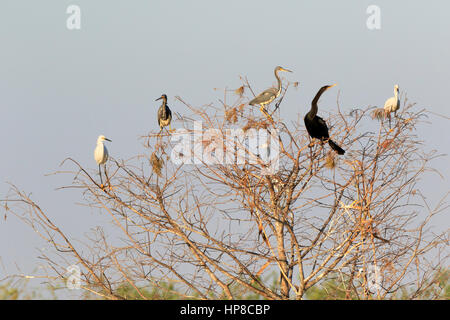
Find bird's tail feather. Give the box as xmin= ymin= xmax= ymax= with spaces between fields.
xmin=328 ymin=140 xmax=345 ymax=155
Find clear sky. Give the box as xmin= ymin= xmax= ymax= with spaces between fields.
xmin=0 ymin=0 xmax=449 ymax=291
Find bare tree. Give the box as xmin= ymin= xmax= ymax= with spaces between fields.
xmin=2 ymin=81 xmax=448 ymax=300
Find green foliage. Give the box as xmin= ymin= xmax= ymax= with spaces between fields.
xmin=0 ymin=283 xmax=20 ymax=300
xmin=304 ymin=268 xmax=450 ymax=300
xmin=114 ymin=281 xmax=184 ymax=300
xmin=2 ymin=269 xmax=448 ymax=300
xmin=304 ymin=277 xmax=354 ymax=300
xmin=0 ymin=280 xmax=49 ymax=300
xmin=434 ymin=268 xmax=450 ymax=300
xmin=396 ymin=268 xmax=450 ymax=300
xmin=220 ymin=272 xmax=279 ymax=300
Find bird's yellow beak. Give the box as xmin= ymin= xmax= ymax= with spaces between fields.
xmin=155 ymin=96 xmax=163 ymax=101
xmin=328 ymin=83 xmax=337 ymax=89
xmin=281 ymin=68 xmax=292 ymax=73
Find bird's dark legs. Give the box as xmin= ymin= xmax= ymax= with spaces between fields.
xmin=165 ymin=125 xmax=174 ymax=134
xmin=98 ymin=164 xmax=103 ymax=187
xmin=103 ymin=164 xmax=110 ymax=189
xmin=158 ymin=126 xmax=173 ymax=136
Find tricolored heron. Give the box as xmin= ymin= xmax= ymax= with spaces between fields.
xmin=94 ymin=135 xmax=112 ymax=187
xmin=156 ymin=94 xmax=173 ymax=132
xmin=249 ymin=66 xmax=292 ymax=122
xmin=384 ymin=84 xmax=400 ymax=127
xmin=304 ymin=84 xmax=345 ymax=155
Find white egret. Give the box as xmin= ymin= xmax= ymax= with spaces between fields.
xmin=94 ymin=135 xmax=112 ymax=187
xmin=384 ymin=84 xmax=400 ymax=127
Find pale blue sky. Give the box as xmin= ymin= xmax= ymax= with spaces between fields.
xmin=0 ymin=0 xmax=449 ymax=292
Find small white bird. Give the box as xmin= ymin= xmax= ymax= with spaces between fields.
xmin=384 ymin=84 xmax=400 ymax=126
xmin=94 ymin=135 xmax=112 ymax=187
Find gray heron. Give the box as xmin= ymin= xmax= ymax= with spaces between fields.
xmin=249 ymin=66 xmax=292 ymax=122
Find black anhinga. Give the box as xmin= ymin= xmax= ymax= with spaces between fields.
xmin=156 ymin=94 xmax=172 ymax=132
xmin=304 ymin=84 xmax=345 ymax=155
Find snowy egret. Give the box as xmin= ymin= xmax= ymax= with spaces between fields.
xmin=249 ymin=66 xmax=292 ymax=122
xmin=94 ymin=135 xmax=111 ymax=187
xmin=156 ymin=94 xmax=172 ymax=132
xmin=384 ymin=84 xmax=400 ymax=127
xmin=304 ymin=84 xmax=345 ymax=155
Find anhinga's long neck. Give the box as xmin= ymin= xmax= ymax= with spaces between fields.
xmin=394 ymin=88 xmax=398 ymax=100
xmin=307 ymin=86 xmax=328 ymax=119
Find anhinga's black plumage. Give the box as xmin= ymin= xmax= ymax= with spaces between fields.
xmin=304 ymin=84 xmax=345 ymax=155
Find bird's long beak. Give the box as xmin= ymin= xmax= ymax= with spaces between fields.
xmin=155 ymin=96 xmax=163 ymax=101
xmin=105 ymin=138 xmax=112 ymax=142
xmin=281 ymin=68 xmax=292 ymax=73
xmin=327 ymin=83 xmax=337 ymax=90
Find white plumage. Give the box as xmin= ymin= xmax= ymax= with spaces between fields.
xmin=94 ymin=135 xmax=110 ymax=164
xmin=94 ymin=135 xmax=111 ymax=186
xmin=384 ymin=84 xmax=400 ymax=115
